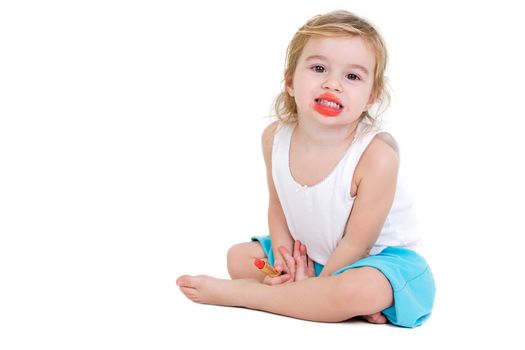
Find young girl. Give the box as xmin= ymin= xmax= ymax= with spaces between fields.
xmin=176 ymin=10 xmax=435 ymax=328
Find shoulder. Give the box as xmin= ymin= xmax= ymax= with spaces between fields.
xmin=358 ymin=132 xmax=400 ymax=180
xmin=262 ymin=120 xmax=279 ymax=147
xmin=261 ymin=120 xmax=280 ymax=163
xmin=373 ymin=132 xmax=399 ymax=155
xmin=351 ymin=132 xmax=400 ymax=200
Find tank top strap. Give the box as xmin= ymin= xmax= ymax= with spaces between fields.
xmin=271 ymin=122 xmax=297 ymax=189
xmin=341 ymin=123 xmax=385 ymax=199
xmin=273 ymin=122 xmax=294 ymax=148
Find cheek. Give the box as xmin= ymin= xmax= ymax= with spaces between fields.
xmin=343 ymin=92 xmax=371 ymax=114
xmin=293 ymin=89 xmax=312 ymax=109
xmin=354 ymin=85 xmax=375 ymax=105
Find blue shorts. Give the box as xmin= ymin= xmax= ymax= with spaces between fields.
xmin=251 ymin=235 xmax=435 ymax=328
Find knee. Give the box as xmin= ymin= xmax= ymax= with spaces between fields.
xmin=334 ymin=269 xmax=393 ymax=316
xmin=227 ymin=243 xmax=245 ymax=264
xmin=226 ymin=241 xmax=266 ymax=279
xmin=226 ymin=243 xmax=246 ymax=278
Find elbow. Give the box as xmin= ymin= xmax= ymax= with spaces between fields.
xmin=341 ymin=239 xmax=371 ymax=260
xmin=357 ymin=243 xmax=374 ymax=260
xmin=361 ymin=248 xmax=371 ymax=260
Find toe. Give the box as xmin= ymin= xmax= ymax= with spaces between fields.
xmin=372 ymin=313 xmax=387 ymax=324
xmin=374 ymin=312 xmax=387 ymax=323
xmin=179 ymin=286 xmax=199 ymax=302
xmin=362 ymin=312 xmax=388 ymax=324
xmin=176 ymin=275 xmax=195 ymax=288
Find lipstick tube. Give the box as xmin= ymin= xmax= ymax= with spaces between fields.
xmin=254 ymin=258 xmax=281 ymax=277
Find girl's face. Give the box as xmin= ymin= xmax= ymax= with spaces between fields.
xmin=287 ymin=35 xmax=377 ymax=126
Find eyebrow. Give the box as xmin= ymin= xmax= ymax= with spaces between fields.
xmin=305 ymin=55 xmax=370 ymax=76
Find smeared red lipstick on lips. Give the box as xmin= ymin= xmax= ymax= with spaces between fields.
xmin=313 ymin=92 xmax=344 ymax=117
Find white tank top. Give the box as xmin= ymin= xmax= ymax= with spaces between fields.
xmin=272 ymin=121 xmax=420 ymax=265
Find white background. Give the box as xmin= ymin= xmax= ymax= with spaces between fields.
xmin=1 ymin=0 xmax=524 ymax=348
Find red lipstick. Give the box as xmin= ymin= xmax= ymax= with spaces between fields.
xmin=254 ymin=258 xmax=281 ymax=277
xmin=313 ymin=92 xmax=344 ymax=117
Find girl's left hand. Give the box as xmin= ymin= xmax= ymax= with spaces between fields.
xmin=279 ymin=240 xmax=315 ymax=282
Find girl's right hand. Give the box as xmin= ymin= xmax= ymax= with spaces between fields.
xmin=262 ymin=258 xmax=293 ymax=285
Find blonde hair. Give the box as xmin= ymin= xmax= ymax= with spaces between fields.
xmin=273 ymin=10 xmax=391 ymax=127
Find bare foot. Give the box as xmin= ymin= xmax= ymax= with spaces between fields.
xmin=176 ymin=275 xmax=256 ymax=307
xmin=362 ymin=312 xmax=388 ymax=324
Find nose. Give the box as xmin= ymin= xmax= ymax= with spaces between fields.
xmin=321 ymin=74 xmax=342 ymax=92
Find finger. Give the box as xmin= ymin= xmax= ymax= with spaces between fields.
xmin=282 ymin=273 xmax=294 ymax=284
xmin=308 ymin=256 xmax=316 ymax=277
xmin=275 ymin=259 xmax=291 ymax=275
xmin=294 ymin=240 xmax=303 ymax=267
xmin=301 ymin=244 xmax=315 ymax=277
xmin=293 ymin=240 xmax=300 ymax=259
xmin=280 ymin=246 xmax=296 ymax=270
xmin=279 ymin=246 xmax=296 ymax=280
xmin=275 ymin=273 xmax=291 ymax=285
xmin=265 ymin=273 xmax=291 ymax=286
xmin=274 ymin=260 xmax=283 ymax=273
xmin=295 ymin=245 xmax=305 ymax=271
xmin=300 ymin=243 xmax=308 ymax=266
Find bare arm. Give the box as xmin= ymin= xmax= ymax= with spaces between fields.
xmin=262 ymin=121 xmax=294 ymax=267
xmin=320 ymin=135 xmax=400 ymax=276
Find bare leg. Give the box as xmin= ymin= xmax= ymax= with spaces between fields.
xmin=225 ymin=241 xmax=387 ymax=323
xmin=177 ymin=267 xmax=393 ymax=323
xmin=226 ymin=242 xmax=267 ymax=281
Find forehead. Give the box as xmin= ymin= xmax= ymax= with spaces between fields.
xmin=300 ymin=36 xmax=375 ymax=71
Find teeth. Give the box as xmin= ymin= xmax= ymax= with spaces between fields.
xmin=317 ymin=99 xmax=341 ymax=109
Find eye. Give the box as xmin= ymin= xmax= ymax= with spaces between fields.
xmin=346 ymin=73 xmax=360 ymax=81
xmin=311 ymin=65 xmax=326 ymax=73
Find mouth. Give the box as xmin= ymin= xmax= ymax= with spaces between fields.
xmin=313 ymin=93 xmax=344 ymax=117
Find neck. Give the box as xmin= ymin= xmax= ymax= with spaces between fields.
xmin=295 ymin=118 xmax=360 ymax=150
